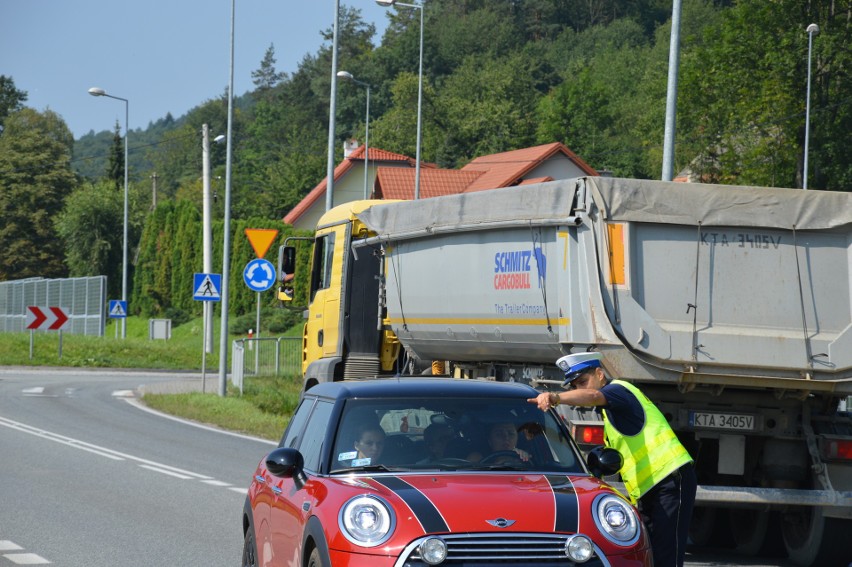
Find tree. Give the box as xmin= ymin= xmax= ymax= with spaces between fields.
xmin=251 ymin=43 xmax=287 ymax=100
xmin=54 ymin=181 xmax=123 ymax=297
xmin=106 ymin=121 xmax=125 ymax=190
xmin=0 ymin=75 xmax=27 ymax=132
xmin=677 ymin=0 xmax=850 ymax=189
xmin=0 ymin=108 xmax=77 ymax=280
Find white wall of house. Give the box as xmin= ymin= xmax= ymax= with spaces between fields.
xmin=525 ymin=154 xmax=592 ymax=181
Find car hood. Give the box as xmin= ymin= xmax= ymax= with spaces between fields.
xmin=333 ymin=472 xmax=606 ymax=535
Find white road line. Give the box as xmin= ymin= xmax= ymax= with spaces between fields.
xmin=0 ymin=418 xmax=123 ymax=461
xmin=229 ymin=487 xmax=249 ymax=495
xmin=112 ymin=390 xmax=135 ymax=398
xmin=0 ymin=416 xmax=211 ymax=479
xmin=138 ymin=464 xmax=195 ymax=479
xmin=20 ymin=388 xmax=44 ymax=395
xmin=4 ymin=553 xmax=51 ymax=564
xmin=0 ymin=541 xmax=23 ymax=551
xmin=201 ymin=480 xmax=232 ymax=487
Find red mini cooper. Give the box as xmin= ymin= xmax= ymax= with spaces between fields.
xmin=242 ymin=378 xmax=652 ymax=567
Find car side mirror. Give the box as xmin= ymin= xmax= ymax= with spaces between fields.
xmin=266 ymin=447 xmax=306 ymax=489
xmin=586 ymin=445 xmax=622 ymax=478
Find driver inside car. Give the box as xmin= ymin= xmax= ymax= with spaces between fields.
xmin=468 ymin=421 xmax=531 ymax=463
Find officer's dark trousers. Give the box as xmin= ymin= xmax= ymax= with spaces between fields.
xmin=638 ymin=462 xmax=697 ymax=567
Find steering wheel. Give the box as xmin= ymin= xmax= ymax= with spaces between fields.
xmin=480 ymin=450 xmax=525 ymax=464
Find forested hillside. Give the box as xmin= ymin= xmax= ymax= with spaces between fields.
xmin=1 ymin=0 xmax=850 ymax=323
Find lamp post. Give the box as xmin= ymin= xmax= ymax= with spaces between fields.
xmin=326 ymin=0 xmax=341 ymax=211
xmin=337 ymin=71 xmax=372 ymax=199
xmin=88 ymin=86 xmax=129 ymax=339
xmin=218 ymin=0 xmax=236 ymax=397
xmin=377 ymin=0 xmax=423 ymax=199
xmin=661 ymin=0 xmax=682 ymax=182
xmin=803 ymin=23 xmax=819 ymax=190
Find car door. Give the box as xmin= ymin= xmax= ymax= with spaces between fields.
xmin=269 ymin=400 xmax=335 ymax=566
xmin=255 ymin=398 xmax=313 ymax=566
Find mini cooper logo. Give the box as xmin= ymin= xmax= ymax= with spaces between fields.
xmin=486 ymin=518 xmax=516 ymax=528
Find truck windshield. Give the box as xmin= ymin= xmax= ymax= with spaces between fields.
xmin=331 ymin=397 xmax=584 ymax=474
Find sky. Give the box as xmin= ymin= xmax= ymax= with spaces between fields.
xmin=1 ymin=0 xmax=392 ymax=139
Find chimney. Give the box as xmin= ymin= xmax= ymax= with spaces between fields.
xmin=343 ymin=138 xmax=360 ymax=158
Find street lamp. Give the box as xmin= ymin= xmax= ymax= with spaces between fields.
xmin=803 ymin=23 xmax=819 ymax=190
xmin=337 ymin=71 xmax=372 ymax=199
xmin=88 ymin=86 xmax=129 ymax=339
xmin=376 ymin=0 xmax=424 ymax=199
xmin=219 ymin=0 xmax=236 ymax=397
xmin=326 ymin=0 xmax=341 ymax=211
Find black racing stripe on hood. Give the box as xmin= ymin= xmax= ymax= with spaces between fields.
xmin=372 ymin=476 xmax=449 ymax=533
xmin=546 ymin=475 xmax=579 ymax=533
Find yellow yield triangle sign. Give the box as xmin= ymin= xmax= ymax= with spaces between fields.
xmin=245 ymin=228 xmax=279 ymax=258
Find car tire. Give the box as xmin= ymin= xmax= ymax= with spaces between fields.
xmin=242 ymin=527 xmax=259 ymax=567
xmin=307 ymin=546 xmax=324 ymax=567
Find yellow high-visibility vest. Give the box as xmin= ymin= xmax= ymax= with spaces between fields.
xmin=603 ymin=380 xmax=693 ymax=503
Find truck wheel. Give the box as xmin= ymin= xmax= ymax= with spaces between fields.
xmin=729 ymin=509 xmax=782 ymax=556
xmin=781 ymin=506 xmax=850 ymax=566
xmin=688 ymin=506 xmax=728 ymax=547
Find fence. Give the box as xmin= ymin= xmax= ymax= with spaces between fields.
xmin=0 ymin=276 xmax=106 ymax=336
xmin=231 ymin=336 xmax=302 ymax=393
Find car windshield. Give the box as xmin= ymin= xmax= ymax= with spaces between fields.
xmin=330 ymin=396 xmax=584 ymax=474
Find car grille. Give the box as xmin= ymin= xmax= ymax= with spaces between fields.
xmin=395 ymin=533 xmax=608 ymax=566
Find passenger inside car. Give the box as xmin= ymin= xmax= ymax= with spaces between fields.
xmin=417 ymin=423 xmax=457 ymax=463
xmin=346 ymin=422 xmax=386 ymax=466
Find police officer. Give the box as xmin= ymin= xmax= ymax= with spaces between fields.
xmin=529 ymin=352 xmax=697 ymax=567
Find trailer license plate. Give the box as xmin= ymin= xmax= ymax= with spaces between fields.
xmin=689 ymin=411 xmax=755 ymax=431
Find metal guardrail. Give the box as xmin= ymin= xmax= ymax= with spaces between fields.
xmin=231 ymin=336 xmax=302 ymax=393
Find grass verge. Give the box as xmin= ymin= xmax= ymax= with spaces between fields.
xmin=142 ymin=374 xmax=303 ymax=441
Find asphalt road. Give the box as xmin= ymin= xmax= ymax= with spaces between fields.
xmin=0 ymin=367 xmax=275 ymax=566
xmin=0 ymin=367 xmax=799 ymax=566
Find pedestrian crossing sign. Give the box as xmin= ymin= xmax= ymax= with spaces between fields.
xmin=108 ymin=300 xmax=128 ymax=318
xmin=193 ymin=273 xmax=222 ymax=301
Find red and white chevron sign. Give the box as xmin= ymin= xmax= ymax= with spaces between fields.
xmin=26 ymin=306 xmax=69 ymax=331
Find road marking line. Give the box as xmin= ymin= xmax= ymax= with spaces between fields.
xmin=202 ymin=480 xmax=232 ymax=487
xmin=112 ymin=390 xmax=135 ymax=398
xmin=229 ymin=487 xmax=249 ymax=495
xmin=138 ymin=464 xmax=195 ymax=479
xmin=0 ymin=416 xmax=210 ymax=476
xmin=4 ymin=553 xmax=51 ymax=564
xmin=0 ymin=541 xmax=23 ymax=551
xmin=21 ymin=387 xmax=44 ymax=395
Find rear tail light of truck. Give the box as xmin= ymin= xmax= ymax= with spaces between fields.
xmin=820 ymin=437 xmax=852 ymax=461
xmin=573 ymin=424 xmax=605 ymax=446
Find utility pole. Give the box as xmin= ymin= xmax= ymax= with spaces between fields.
xmin=201 ymin=125 xmax=214 ymax=354
xmin=150 ymin=172 xmax=158 ymax=209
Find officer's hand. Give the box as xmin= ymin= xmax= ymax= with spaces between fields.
xmin=527 ymin=393 xmax=552 ymax=412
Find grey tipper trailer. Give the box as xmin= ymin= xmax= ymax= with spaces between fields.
xmin=353 ymin=177 xmax=851 ymax=566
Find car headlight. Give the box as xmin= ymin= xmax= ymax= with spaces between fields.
xmin=592 ymin=494 xmax=640 ymax=546
xmin=339 ymin=495 xmax=395 ymax=547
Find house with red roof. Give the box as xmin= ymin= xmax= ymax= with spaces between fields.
xmin=284 ymin=141 xmax=597 ymax=230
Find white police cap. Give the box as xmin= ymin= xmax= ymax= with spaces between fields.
xmin=556 ymin=352 xmax=603 ymax=386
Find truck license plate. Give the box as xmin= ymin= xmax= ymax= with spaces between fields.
xmin=689 ymin=411 xmax=755 ymax=431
